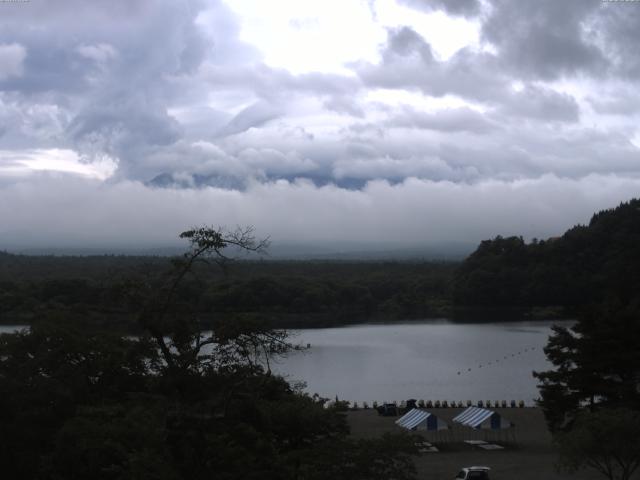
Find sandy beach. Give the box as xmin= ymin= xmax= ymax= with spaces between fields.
xmin=347 ymin=408 xmax=608 ymax=480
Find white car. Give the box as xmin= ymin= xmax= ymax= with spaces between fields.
xmin=455 ymin=466 xmax=491 ymax=480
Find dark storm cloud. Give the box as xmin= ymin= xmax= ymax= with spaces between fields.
xmin=0 ymin=0 xmax=221 ymax=181
xmin=498 ymin=86 xmax=580 ymax=123
xmin=0 ymin=92 xmax=70 ymax=149
xmin=68 ymin=96 xmax=184 ymax=179
xmin=595 ymin=3 xmax=640 ymax=79
xmin=482 ymin=0 xmax=606 ymax=80
xmin=0 ymin=1 xmax=208 ymax=92
xmin=397 ymin=0 xmax=481 ymax=18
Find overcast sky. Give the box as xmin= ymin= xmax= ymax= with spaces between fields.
xmin=1 ymin=0 xmax=639 ymax=251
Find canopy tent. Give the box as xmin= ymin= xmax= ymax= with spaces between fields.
xmin=395 ymin=409 xmax=448 ymax=431
xmin=452 ymin=407 xmax=512 ymax=430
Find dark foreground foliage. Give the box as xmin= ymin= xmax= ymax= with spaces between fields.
xmin=0 ymin=319 xmax=417 ymax=480
xmin=0 ymin=227 xmax=419 ymax=480
xmin=534 ymin=302 xmax=640 ymax=432
xmin=533 ymin=267 xmax=640 ymax=479
xmin=556 ymin=408 xmax=640 ymax=480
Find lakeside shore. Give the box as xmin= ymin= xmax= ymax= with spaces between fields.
xmin=347 ymin=408 xmax=602 ymax=480
xmin=0 ymin=307 xmax=573 ymax=331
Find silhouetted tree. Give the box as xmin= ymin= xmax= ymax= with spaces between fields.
xmin=0 ymin=226 xmax=419 ymax=480
xmin=534 ymin=302 xmax=640 ymax=432
xmin=556 ymin=408 xmax=640 ymax=480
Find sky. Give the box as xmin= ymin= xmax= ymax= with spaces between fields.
xmin=1 ymin=0 xmax=639 ymax=252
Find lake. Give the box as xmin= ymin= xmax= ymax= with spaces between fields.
xmin=273 ymin=320 xmax=568 ymax=405
xmin=0 ymin=319 xmax=567 ymax=405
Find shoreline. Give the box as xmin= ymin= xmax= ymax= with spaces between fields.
xmin=0 ymin=308 xmax=575 ymax=331
xmin=347 ymin=408 xmax=601 ymax=479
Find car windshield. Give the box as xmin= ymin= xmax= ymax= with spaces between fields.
xmin=468 ymin=472 xmax=489 ymax=480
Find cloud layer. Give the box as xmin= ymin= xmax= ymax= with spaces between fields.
xmin=1 ymin=0 xmax=639 ymax=249
xmin=2 ymin=173 xmax=639 ymax=251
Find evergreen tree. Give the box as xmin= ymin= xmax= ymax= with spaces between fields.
xmin=534 ymin=302 xmax=640 ymax=432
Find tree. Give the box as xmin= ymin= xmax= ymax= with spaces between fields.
xmin=533 ymin=302 xmax=640 ymax=432
xmin=131 ymin=226 xmax=275 ymax=378
xmin=0 ymin=226 xmax=419 ymax=480
xmin=0 ymin=313 xmax=158 ymax=480
xmin=556 ymin=408 xmax=640 ymax=480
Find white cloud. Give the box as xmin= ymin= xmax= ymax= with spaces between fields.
xmin=223 ymin=0 xmax=383 ymax=74
xmin=76 ymin=43 xmax=118 ymax=65
xmin=0 ymin=149 xmax=117 ymax=180
xmin=0 ymin=43 xmax=26 ymax=80
xmin=1 ymin=173 xmax=639 ymax=250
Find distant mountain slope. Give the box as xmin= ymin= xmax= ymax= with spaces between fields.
xmin=453 ymin=198 xmax=640 ymax=308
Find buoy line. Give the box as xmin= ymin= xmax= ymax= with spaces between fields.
xmin=456 ymin=346 xmax=538 ymax=376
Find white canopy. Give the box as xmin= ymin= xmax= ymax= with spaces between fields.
xmin=452 ymin=407 xmax=512 ymax=430
xmin=395 ymin=408 xmax=448 ymax=431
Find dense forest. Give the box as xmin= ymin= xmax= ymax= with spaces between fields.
xmin=0 ymin=253 xmax=455 ymax=329
xmin=453 ymin=198 xmax=640 ymax=311
xmin=2 ymin=198 xmax=640 ymax=329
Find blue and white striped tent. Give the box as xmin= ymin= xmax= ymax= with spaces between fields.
xmin=395 ymin=409 xmax=448 ymax=431
xmin=452 ymin=407 xmax=512 ymax=430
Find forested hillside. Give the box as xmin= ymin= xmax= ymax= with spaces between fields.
xmin=3 ymin=198 xmax=639 ymax=328
xmin=453 ymin=198 xmax=640 ymax=310
xmin=0 ymin=254 xmax=455 ymax=328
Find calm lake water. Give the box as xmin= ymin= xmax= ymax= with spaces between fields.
xmin=273 ymin=320 xmax=569 ymax=405
xmin=0 ymin=320 xmax=568 ymax=405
